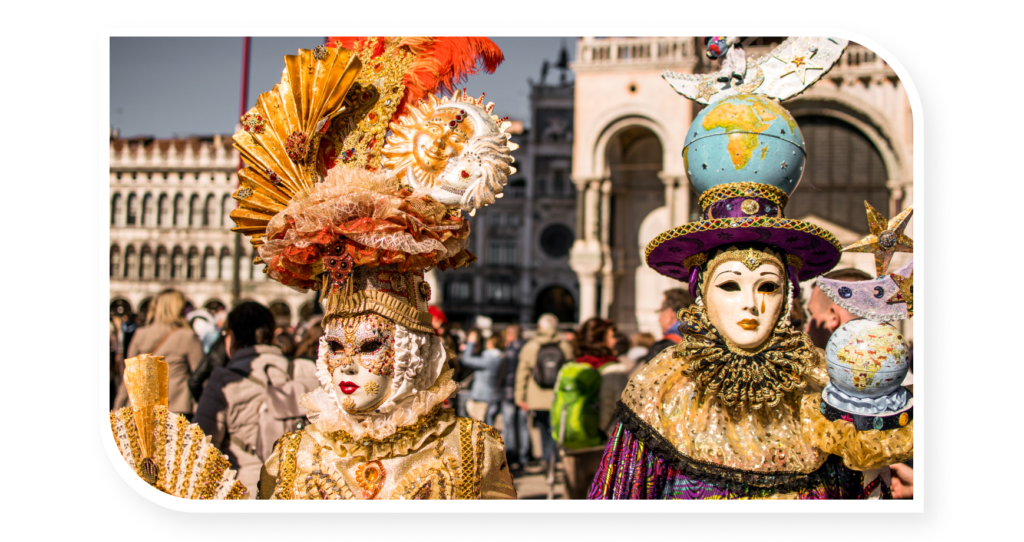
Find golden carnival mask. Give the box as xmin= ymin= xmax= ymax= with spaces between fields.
xmin=319 ymin=314 xmax=397 ymax=412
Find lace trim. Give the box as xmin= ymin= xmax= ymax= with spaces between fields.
xmin=614 ymin=401 xmax=841 ymax=493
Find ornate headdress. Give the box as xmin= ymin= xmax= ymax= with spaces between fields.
xmin=645 ymin=37 xmax=851 ymax=299
xmin=229 ymin=38 xmax=516 ymax=333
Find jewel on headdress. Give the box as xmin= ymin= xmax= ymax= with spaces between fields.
xmin=240 ymin=113 xmax=266 ymax=134
xmin=285 ymin=131 xmax=310 ymax=162
xmin=844 ymin=201 xmax=913 ymax=277
xmin=312 ymin=44 xmax=328 ymax=60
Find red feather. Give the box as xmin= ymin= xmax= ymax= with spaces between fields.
xmin=326 ymin=36 xmax=504 ymax=119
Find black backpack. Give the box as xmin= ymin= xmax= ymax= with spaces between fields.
xmin=532 ymin=342 xmax=567 ymax=389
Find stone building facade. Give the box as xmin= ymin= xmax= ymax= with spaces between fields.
xmin=108 ymin=134 xmax=317 ymax=327
xmin=568 ymin=37 xmax=914 ymax=339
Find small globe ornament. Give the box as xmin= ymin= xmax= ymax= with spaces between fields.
xmin=706 ymin=36 xmax=731 ymax=59
xmin=683 ymin=93 xmax=805 ymax=197
xmin=825 ymin=320 xmax=909 ymax=399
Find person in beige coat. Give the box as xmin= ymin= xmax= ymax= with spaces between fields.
xmin=194 ymin=301 xmax=317 ymax=498
xmin=515 ymin=313 xmax=575 ymax=468
xmin=113 ymin=290 xmax=204 ymax=417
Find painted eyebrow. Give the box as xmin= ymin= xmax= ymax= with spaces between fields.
xmin=714 ymin=270 xmax=742 ymax=280
xmin=760 ymin=271 xmax=781 ymax=278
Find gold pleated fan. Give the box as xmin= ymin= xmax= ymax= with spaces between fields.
xmin=230 ymin=46 xmax=362 ymax=250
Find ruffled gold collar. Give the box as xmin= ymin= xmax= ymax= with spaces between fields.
xmin=307 ymin=404 xmax=457 ymax=462
xmin=677 ymin=305 xmax=817 ymax=410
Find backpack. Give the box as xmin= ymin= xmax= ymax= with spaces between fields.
xmin=550 ymin=362 xmax=602 ymax=449
xmin=532 ymin=341 xmax=567 ymax=389
xmin=229 ymin=361 xmax=314 ymax=461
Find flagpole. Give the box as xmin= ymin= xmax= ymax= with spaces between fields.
xmin=232 ymin=36 xmax=251 ymax=306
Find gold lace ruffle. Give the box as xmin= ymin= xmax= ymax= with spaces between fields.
xmin=800 ymin=394 xmax=914 ymax=471
xmin=321 ymin=404 xmax=456 ymax=462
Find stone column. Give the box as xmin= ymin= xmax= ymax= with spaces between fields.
xmin=584 ymin=179 xmax=601 ymax=243
xmin=599 ymin=179 xmax=614 ymax=319
xmin=577 ymin=272 xmax=598 ymax=324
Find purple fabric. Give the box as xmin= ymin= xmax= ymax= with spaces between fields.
xmin=588 ymin=422 xmax=868 ymax=500
xmin=817 ymin=258 xmax=912 ymax=323
xmin=646 ymin=221 xmax=840 ymax=283
xmin=706 ymin=197 xmax=781 ymax=220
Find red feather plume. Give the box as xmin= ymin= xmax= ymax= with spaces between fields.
xmin=326 ymin=36 xmax=504 ymax=119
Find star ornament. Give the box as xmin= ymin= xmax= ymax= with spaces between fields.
xmin=844 ymin=201 xmax=913 ymax=277
xmin=886 ymin=270 xmax=913 ymax=318
xmin=775 ymin=49 xmax=824 ymax=84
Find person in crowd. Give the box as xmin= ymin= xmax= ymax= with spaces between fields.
xmin=461 ymin=330 xmax=505 ymax=426
xmin=573 ymin=318 xmax=619 ymax=370
xmin=193 ymin=301 xmax=293 ymax=497
xmin=516 ymin=313 xmax=575 ymax=470
xmin=274 ymin=331 xmax=297 ymax=360
xmin=805 ymin=268 xmax=872 ymax=348
xmin=640 ymin=288 xmax=694 ymax=365
xmin=188 ymin=334 xmax=228 ymax=403
xmin=114 ymin=289 xmax=205 ymax=418
xmin=121 ymin=311 xmax=139 ymax=361
xmin=189 ymin=309 xmax=220 ymax=354
xmin=626 ymin=332 xmax=655 ymax=365
xmin=292 ymin=321 xmax=323 ymax=362
xmin=572 ymin=318 xmax=629 ymax=435
xmin=499 ymin=325 xmax=530 ymax=472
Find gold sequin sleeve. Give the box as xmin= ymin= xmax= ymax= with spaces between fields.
xmin=475 ymin=423 xmax=517 ymax=500
xmin=800 ymin=394 xmax=913 ymax=471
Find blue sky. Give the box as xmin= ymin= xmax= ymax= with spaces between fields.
xmin=110 ymin=37 xmax=575 ymax=138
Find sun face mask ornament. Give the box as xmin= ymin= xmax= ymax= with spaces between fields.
xmin=383 ymin=90 xmax=518 ymax=215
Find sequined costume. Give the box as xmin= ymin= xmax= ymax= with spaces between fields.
xmin=260 ymin=369 xmax=515 ymax=500
xmin=111 ymin=37 xmax=520 ymax=500
xmin=588 ymin=37 xmax=913 ymax=500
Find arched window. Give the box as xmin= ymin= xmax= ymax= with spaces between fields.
xmin=221 ymin=193 xmax=232 ymax=227
xmin=174 ymin=194 xmax=185 ymax=226
xmin=126 ymin=193 xmax=138 ymax=226
xmin=124 ymin=245 xmax=137 ymax=279
xmin=187 ymin=247 xmax=200 ymax=280
xmin=155 ymin=246 xmax=168 ymax=279
xmin=189 ymin=194 xmax=201 ymax=227
xmin=141 ymin=193 xmax=154 ymax=227
xmin=157 ymin=194 xmax=169 ymax=227
xmin=111 ymin=193 xmax=122 ymax=226
xmin=204 ymin=194 xmax=216 ymax=228
xmin=203 ymin=247 xmax=217 ymax=279
xmin=785 ymin=116 xmax=890 ymax=233
xmin=220 ymin=248 xmax=233 ymax=281
xmin=140 ymin=246 xmax=154 ymax=279
xmin=171 ymin=247 xmax=184 ymax=279
xmin=110 ymin=245 xmax=121 ymax=278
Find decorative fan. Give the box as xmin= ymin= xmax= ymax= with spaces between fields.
xmin=230 ymin=45 xmax=362 ymax=252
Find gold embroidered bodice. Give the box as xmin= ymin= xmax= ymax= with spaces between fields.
xmin=260 ymin=407 xmax=516 ymax=499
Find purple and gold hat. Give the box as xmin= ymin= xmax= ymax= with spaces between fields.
xmin=645 ymin=181 xmax=841 ymax=288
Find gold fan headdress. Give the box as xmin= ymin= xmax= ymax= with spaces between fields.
xmin=230 ymin=46 xmax=362 ymax=250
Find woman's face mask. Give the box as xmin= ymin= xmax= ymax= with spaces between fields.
xmin=320 ymin=314 xmax=396 ymax=412
xmin=705 ymin=260 xmax=785 ymax=350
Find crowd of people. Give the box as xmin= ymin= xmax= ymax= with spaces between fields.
xmin=109 ymin=267 xmax=912 ymax=498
